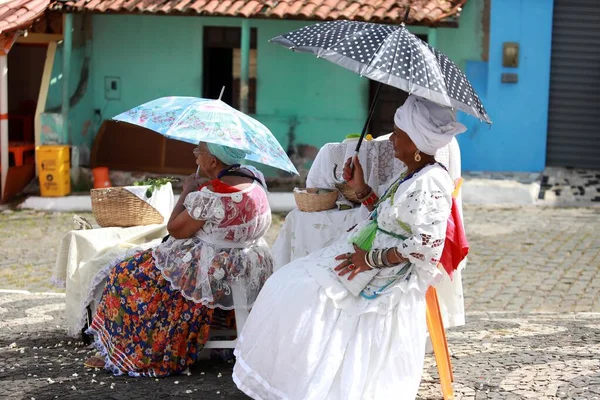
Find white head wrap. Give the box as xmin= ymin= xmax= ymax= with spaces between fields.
xmin=393 ymin=95 xmax=467 ymax=155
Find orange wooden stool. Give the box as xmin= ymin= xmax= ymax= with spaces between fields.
xmin=426 ymin=286 xmax=454 ymax=399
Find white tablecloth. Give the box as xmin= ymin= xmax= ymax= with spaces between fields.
xmin=123 ymin=182 xmax=175 ymax=222
xmin=53 ymin=224 xmax=168 ymax=337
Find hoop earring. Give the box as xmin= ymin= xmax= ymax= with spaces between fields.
xmin=414 ymin=150 xmax=422 ymax=162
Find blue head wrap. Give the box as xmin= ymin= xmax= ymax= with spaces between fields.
xmin=206 ymin=143 xmax=249 ymax=165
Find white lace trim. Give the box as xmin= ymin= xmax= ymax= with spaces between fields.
xmin=295 ymin=165 xmax=452 ymax=315
xmin=154 ymin=183 xmax=273 ymax=310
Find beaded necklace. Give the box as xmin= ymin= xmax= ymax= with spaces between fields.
xmin=352 ymin=162 xmax=442 ymax=251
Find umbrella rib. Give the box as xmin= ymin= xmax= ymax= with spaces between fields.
xmin=385 ymin=28 xmax=405 ymax=88
xmin=362 ymin=26 xmax=397 ymax=74
xmin=316 ymin=22 xmax=373 ymax=64
xmin=163 ymin=102 xmax=199 ymax=140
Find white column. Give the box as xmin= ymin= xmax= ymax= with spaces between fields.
xmin=0 ymin=54 xmax=8 ymax=200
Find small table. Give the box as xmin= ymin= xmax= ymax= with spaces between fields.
xmin=8 ymin=141 xmax=35 ymax=167
xmin=53 ymin=223 xmax=169 ymax=337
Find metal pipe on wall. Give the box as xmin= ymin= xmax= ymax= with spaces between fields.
xmin=62 ymin=14 xmax=74 ymax=144
xmin=240 ymin=19 xmax=250 ymax=114
xmin=428 ymin=27 xmax=438 ymax=48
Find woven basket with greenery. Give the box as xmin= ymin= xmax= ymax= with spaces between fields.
xmin=91 ymin=187 xmax=164 ymax=227
xmin=335 ymin=183 xmax=361 ymax=204
xmin=294 ymin=188 xmax=339 ymax=212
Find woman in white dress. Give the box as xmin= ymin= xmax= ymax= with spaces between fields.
xmin=233 ymin=95 xmax=467 ymax=399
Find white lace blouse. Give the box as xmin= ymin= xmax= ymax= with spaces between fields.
xmin=153 ymin=180 xmax=273 ymax=310
xmin=304 ymin=163 xmax=453 ymax=315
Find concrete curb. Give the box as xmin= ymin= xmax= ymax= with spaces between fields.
xmin=17 ymin=177 xmax=599 ymax=213
xmin=19 ymin=192 xmax=299 ymax=213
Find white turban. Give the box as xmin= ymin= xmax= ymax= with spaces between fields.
xmin=393 ymin=95 xmax=466 ymax=155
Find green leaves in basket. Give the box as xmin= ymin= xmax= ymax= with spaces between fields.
xmin=133 ymin=177 xmax=179 ymax=198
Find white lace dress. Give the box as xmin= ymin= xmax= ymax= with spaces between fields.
xmin=153 ymin=181 xmax=273 ymax=310
xmin=233 ymin=164 xmax=453 ymax=400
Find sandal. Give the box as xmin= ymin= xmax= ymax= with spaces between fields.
xmin=84 ymin=355 xmax=106 ymax=369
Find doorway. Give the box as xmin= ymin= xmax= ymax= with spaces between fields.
xmin=546 ymin=0 xmax=600 ymax=169
xmin=203 ymin=27 xmax=257 ymax=113
xmin=8 ymin=43 xmax=46 ymax=144
xmin=203 ymin=47 xmax=234 ymax=105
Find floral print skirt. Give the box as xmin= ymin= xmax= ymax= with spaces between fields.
xmin=88 ymin=249 xmax=230 ymax=377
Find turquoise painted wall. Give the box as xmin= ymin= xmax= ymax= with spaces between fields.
xmin=48 ymin=44 xmax=95 ymax=147
xmin=44 ymin=16 xmax=95 ymax=152
xmin=37 ymin=3 xmax=485 ymax=172
xmin=91 ymin=15 xmax=368 ymax=156
xmin=436 ymin=0 xmax=485 ymax=70
xmin=89 ymin=15 xmax=373 ymax=175
xmin=87 ymin=12 xmax=484 ymax=174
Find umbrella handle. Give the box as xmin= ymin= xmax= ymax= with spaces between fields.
xmin=333 ymin=82 xmax=383 ymax=185
xmin=331 ymin=150 xmax=359 ymax=184
xmin=332 ymin=163 xmax=345 ymax=184
xmin=354 ymin=82 xmax=382 ymax=154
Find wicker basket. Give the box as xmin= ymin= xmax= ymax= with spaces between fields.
xmin=91 ymin=187 xmax=165 ymax=227
xmin=335 ymin=183 xmax=361 ymax=204
xmin=294 ymin=188 xmax=339 ymax=212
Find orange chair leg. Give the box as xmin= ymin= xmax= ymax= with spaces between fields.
xmin=426 ymin=287 xmax=454 ymax=400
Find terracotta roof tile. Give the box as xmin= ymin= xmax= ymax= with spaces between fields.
xmin=214 ymin=0 xmax=233 ymax=14
xmin=239 ymin=0 xmax=260 ymax=17
xmin=313 ymin=5 xmax=332 ymax=20
xmin=0 ymin=0 xmax=51 ymax=34
xmin=229 ymin=0 xmax=245 ymax=14
xmin=84 ymin=0 xmax=103 ymax=11
xmin=174 ymin=0 xmax=193 ymax=12
xmin=108 ymin=0 xmax=126 ymax=11
xmin=52 ymin=0 xmax=466 ymax=26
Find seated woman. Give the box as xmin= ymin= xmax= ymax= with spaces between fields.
xmin=233 ymin=95 xmax=466 ymax=399
xmin=85 ymin=142 xmax=273 ymax=377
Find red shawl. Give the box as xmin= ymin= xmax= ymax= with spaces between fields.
xmin=439 ymin=178 xmax=469 ymax=279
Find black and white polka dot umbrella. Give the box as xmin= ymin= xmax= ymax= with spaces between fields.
xmin=271 ymin=20 xmax=491 ymax=124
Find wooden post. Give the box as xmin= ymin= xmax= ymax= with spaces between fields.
xmin=0 ymin=54 xmax=7 ymax=199
xmin=34 ymin=42 xmax=57 ymax=175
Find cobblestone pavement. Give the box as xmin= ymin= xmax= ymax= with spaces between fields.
xmin=462 ymin=206 xmax=600 ymax=313
xmin=1 ymin=205 xmax=600 ymax=399
xmin=0 ymin=211 xmax=74 ymax=293
xmin=0 ymin=210 xmax=284 ymax=293
xmin=2 ymin=293 xmax=599 ymax=399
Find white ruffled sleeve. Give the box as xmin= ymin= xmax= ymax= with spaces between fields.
xmin=389 ymin=171 xmax=452 ymax=268
xmin=183 ymin=188 xmax=226 ymax=224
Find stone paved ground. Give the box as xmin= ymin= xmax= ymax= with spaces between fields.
xmin=1 ymin=205 xmax=600 ymax=399
xmin=462 ymin=206 xmax=600 ymax=313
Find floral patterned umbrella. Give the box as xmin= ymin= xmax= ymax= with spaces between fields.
xmin=113 ymin=96 xmax=299 ymax=175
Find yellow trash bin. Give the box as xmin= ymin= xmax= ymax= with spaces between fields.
xmin=36 ymin=145 xmax=71 ymax=197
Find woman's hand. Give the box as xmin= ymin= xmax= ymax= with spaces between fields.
xmin=342 ymin=155 xmax=368 ymax=193
xmin=334 ymin=244 xmax=372 ymax=280
xmin=182 ymin=174 xmax=203 ymax=194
